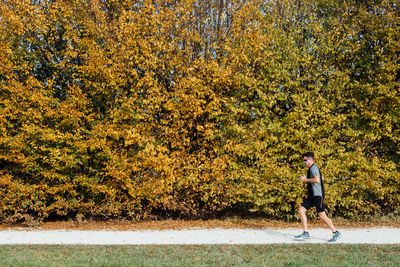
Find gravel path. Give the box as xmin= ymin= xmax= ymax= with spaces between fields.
xmin=0 ymin=227 xmax=399 ymax=244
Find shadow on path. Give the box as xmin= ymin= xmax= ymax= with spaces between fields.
xmin=263 ymin=229 xmax=329 ymax=242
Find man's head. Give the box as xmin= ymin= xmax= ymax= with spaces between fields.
xmin=302 ymin=152 xmax=314 ymax=168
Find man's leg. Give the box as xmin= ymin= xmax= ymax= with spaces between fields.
xmin=318 ymin=212 xmax=336 ymax=232
xmin=299 ymin=206 xmax=309 ymax=232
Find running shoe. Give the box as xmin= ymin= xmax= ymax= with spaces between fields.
xmin=295 ymin=231 xmax=310 ymax=240
xmin=328 ymin=231 xmax=342 ymax=242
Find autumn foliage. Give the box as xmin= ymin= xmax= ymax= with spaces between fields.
xmin=0 ymin=0 xmax=399 ymax=223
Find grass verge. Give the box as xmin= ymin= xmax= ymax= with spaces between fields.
xmin=0 ymin=244 xmax=399 ymax=266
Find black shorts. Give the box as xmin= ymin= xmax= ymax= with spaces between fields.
xmin=301 ymin=196 xmax=325 ymax=213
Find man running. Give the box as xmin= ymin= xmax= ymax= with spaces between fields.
xmin=295 ymin=152 xmax=341 ymax=242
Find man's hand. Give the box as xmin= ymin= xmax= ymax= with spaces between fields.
xmin=299 ymin=175 xmax=307 ymax=183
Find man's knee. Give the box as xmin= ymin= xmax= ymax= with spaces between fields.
xmin=298 ymin=206 xmax=306 ymax=215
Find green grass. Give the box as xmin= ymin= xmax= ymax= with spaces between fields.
xmin=0 ymin=244 xmax=399 ymax=266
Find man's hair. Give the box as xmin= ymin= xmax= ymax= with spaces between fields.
xmin=302 ymin=152 xmax=314 ymax=159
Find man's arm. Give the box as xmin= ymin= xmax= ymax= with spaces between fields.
xmin=299 ymin=174 xmax=320 ymax=183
